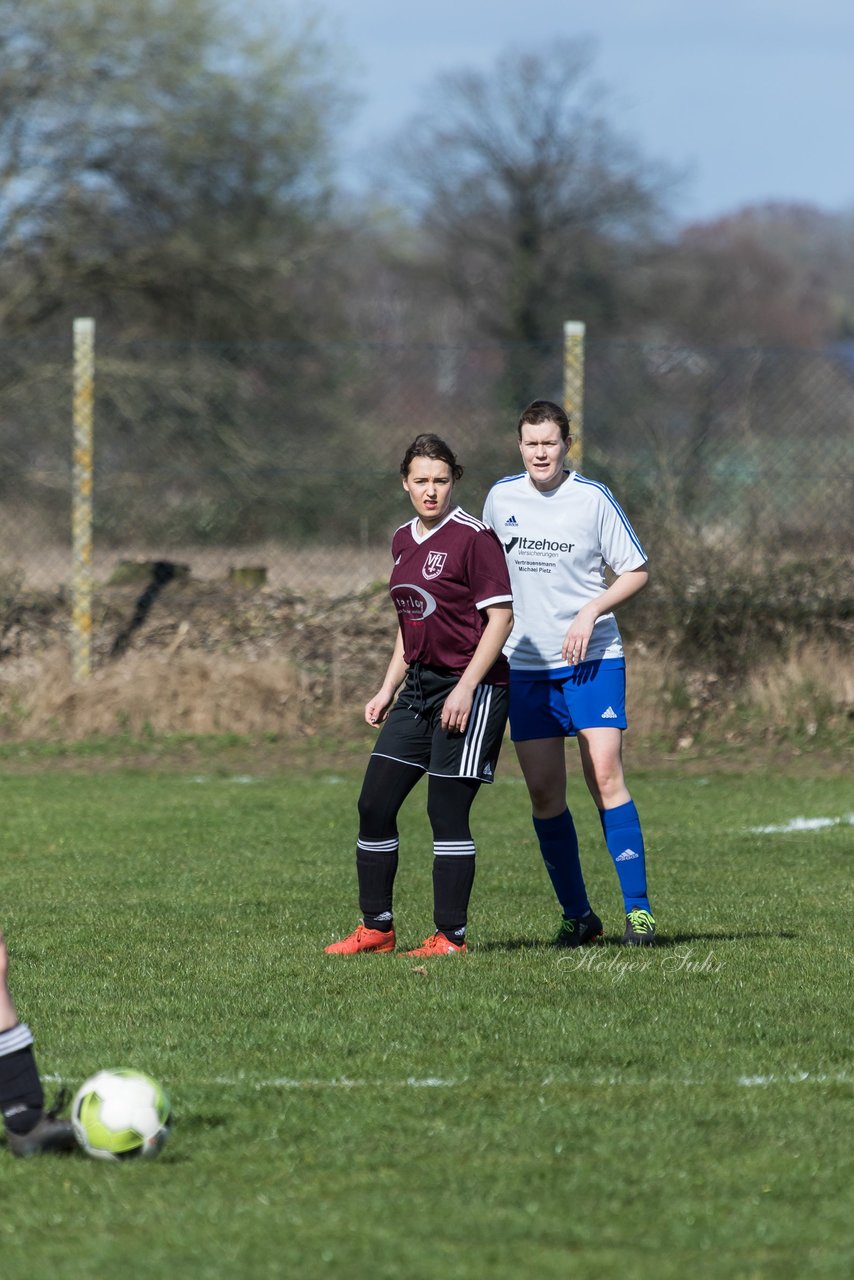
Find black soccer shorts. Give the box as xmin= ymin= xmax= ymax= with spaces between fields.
xmin=371 ymin=664 xmax=508 ymax=783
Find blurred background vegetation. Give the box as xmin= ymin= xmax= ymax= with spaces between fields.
xmin=0 ymin=0 xmax=851 ymax=743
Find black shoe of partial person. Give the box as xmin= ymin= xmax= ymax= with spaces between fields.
xmin=5 ymin=1092 xmax=77 ymax=1157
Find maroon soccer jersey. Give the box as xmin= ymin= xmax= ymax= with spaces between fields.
xmin=389 ymin=507 xmax=513 ymax=683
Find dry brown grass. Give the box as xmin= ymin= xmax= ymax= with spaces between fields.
xmin=1 ymin=556 xmax=850 ymax=753
xmin=1 ymin=639 xmax=850 ymax=753
xmin=745 ymin=645 xmax=854 ymax=735
xmin=624 ymin=642 xmax=853 ymax=749
xmin=7 ymin=647 xmax=311 ymax=740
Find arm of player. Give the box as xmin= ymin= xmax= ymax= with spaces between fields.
xmin=365 ymin=629 xmax=407 ymax=727
xmin=562 ymin=566 xmax=649 ymax=665
xmin=440 ymin=603 xmax=514 ymax=732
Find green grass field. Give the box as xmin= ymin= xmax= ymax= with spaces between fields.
xmin=1 ymin=750 xmax=852 ymax=1279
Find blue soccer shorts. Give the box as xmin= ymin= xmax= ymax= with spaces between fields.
xmin=508 ymin=658 xmax=627 ymax=741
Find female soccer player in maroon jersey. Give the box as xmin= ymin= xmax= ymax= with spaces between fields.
xmin=325 ymin=434 xmax=513 ymax=956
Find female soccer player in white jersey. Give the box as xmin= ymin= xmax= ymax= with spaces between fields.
xmin=482 ymin=400 xmax=656 ymax=946
xmin=325 ymin=434 xmax=513 ymax=957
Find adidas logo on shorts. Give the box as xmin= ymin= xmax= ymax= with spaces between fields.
xmin=601 ymin=706 xmax=617 ymax=719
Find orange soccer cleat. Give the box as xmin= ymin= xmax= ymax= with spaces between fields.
xmin=324 ymin=924 xmax=396 ymax=955
xmin=404 ymin=932 xmax=467 ymax=957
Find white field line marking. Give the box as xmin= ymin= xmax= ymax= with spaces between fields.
xmin=191 ymin=775 xmax=260 ymax=784
xmin=748 ymin=814 xmax=854 ymax=834
xmin=45 ymin=1072 xmax=852 ymax=1090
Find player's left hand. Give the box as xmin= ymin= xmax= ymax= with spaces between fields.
xmin=440 ymin=685 xmax=473 ymax=734
xmin=561 ymin=605 xmax=597 ymax=665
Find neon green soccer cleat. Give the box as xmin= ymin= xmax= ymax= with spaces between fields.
xmin=622 ymin=908 xmax=656 ymax=946
xmin=551 ymin=912 xmax=604 ymax=948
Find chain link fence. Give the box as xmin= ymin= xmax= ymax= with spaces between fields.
xmin=2 ymin=332 xmax=853 ymax=597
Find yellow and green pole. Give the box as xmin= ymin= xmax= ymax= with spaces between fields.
xmin=563 ymin=320 xmax=585 ymax=470
xmin=71 ymin=317 xmax=95 ymax=681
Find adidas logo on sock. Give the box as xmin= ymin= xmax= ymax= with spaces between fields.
xmin=504 ymin=515 xmax=518 ymax=526
xmin=601 ymin=706 xmax=617 ymax=719
xmin=615 ymin=848 xmax=639 ymax=861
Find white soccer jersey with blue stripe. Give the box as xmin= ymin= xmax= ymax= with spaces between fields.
xmin=482 ymin=470 xmax=647 ymax=670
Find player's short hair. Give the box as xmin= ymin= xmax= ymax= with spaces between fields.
xmin=517 ymin=400 xmax=571 ymax=442
xmin=400 ymin=434 xmax=464 ymax=482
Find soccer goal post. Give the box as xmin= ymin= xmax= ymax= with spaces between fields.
xmin=563 ymin=320 xmax=585 ymax=470
xmin=71 ymin=317 xmax=95 ymax=681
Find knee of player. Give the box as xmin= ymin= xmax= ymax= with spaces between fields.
xmin=586 ymin=767 xmax=629 ymax=807
xmin=525 ymin=778 xmax=566 ymax=814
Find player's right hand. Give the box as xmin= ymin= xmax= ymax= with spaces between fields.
xmin=364 ymin=693 xmax=392 ymax=727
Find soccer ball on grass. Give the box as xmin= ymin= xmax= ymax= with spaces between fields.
xmin=71 ymin=1068 xmax=171 ymax=1160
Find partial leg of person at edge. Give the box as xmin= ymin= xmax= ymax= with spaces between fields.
xmin=0 ymin=927 xmax=76 ymax=1156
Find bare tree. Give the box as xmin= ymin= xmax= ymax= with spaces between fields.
xmin=0 ymin=0 xmax=372 ymax=544
xmin=652 ymin=203 xmax=854 ymax=349
xmin=0 ymin=0 xmax=351 ymax=339
xmin=382 ymin=39 xmax=677 ymax=406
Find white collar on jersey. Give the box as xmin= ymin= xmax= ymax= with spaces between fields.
xmin=526 ymin=469 xmax=573 ymax=497
xmin=410 ymin=505 xmax=460 ymax=542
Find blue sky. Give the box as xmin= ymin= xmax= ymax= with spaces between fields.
xmin=304 ymin=0 xmax=854 ymax=225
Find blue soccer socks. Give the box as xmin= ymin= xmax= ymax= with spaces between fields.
xmin=532 ymin=809 xmax=591 ymax=919
xmin=599 ymin=799 xmax=650 ymax=913
xmin=533 ymin=800 xmax=651 ymax=927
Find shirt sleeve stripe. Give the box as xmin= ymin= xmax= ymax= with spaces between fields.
xmin=571 ymin=475 xmax=647 ymax=559
xmin=452 ymin=509 xmax=488 ymax=532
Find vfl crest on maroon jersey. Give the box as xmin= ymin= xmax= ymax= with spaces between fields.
xmin=422 ymin=550 xmax=447 ymax=580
